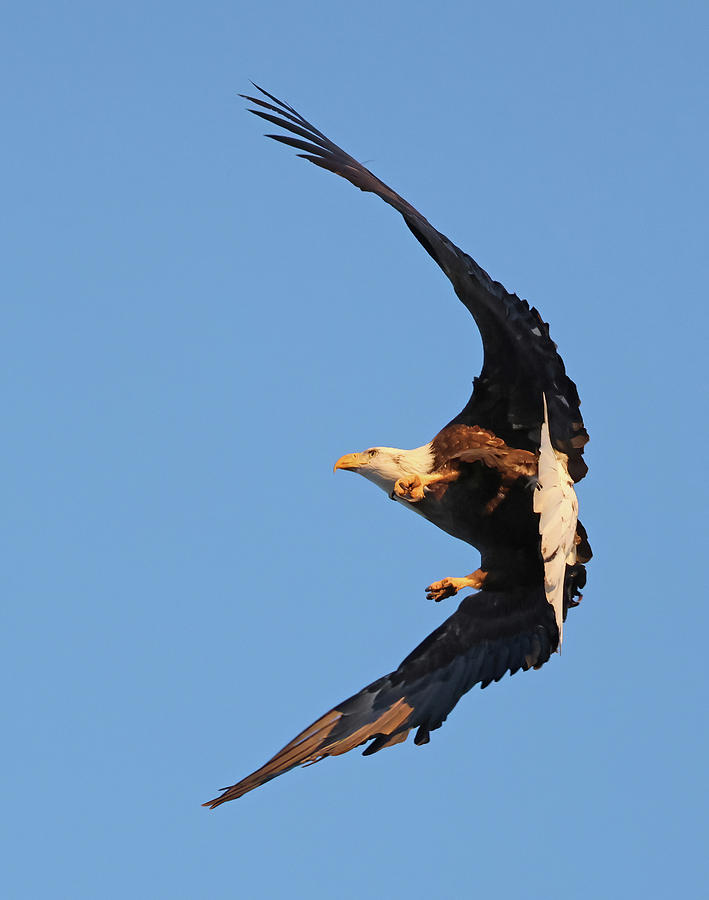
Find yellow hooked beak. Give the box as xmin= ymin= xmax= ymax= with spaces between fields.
xmin=333 ymin=452 xmax=363 ymax=473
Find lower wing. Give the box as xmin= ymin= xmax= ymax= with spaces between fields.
xmin=204 ymin=586 xmax=560 ymax=808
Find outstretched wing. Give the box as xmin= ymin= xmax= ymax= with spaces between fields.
xmin=242 ymin=85 xmax=588 ymax=481
xmin=203 ymin=586 xmax=559 ymax=808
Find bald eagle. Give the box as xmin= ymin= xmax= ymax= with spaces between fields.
xmin=203 ymin=86 xmax=591 ymax=808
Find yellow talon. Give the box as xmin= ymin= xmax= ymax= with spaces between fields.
xmin=394 ymin=475 xmax=426 ymax=502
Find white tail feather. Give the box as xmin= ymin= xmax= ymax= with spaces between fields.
xmin=533 ymin=395 xmax=578 ymax=648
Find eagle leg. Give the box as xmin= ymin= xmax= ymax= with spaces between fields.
xmin=483 ymin=462 xmax=535 ymax=515
xmin=393 ymin=468 xmax=460 ymax=503
xmin=484 ymin=483 xmax=512 ymax=515
xmin=425 ymin=569 xmax=487 ymax=602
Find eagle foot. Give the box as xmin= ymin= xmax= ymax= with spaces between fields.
xmin=425 ymin=570 xmax=487 ymax=602
xmin=393 ymin=475 xmax=426 ymax=502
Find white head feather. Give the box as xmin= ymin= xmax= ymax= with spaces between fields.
xmin=334 ymin=444 xmax=434 ymax=494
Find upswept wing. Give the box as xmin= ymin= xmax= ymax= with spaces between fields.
xmin=241 ymin=85 xmax=588 ymax=480
xmin=534 ymin=395 xmax=579 ymax=645
xmin=203 ymin=586 xmax=558 ymax=807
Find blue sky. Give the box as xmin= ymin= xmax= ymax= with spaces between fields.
xmin=4 ymin=1 xmax=708 ymax=897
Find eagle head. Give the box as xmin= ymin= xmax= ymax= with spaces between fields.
xmin=334 ymin=444 xmax=434 ymax=494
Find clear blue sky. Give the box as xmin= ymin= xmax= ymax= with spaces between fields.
xmin=4 ymin=1 xmax=708 ymax=897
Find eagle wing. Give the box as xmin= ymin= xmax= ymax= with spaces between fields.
xmin=242 ymin=85 xmax=588 ymax=481
xmin=204 ymin=586 xmax=560 ymax=807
